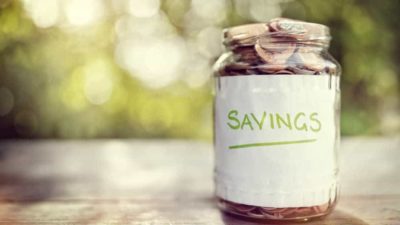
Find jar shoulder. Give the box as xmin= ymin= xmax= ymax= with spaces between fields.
xmin=214 ymin=49 xmax=341 ymax=76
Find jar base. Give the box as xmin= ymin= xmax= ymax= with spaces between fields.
xmin=218 ymin=198 xmax=337 ymax=222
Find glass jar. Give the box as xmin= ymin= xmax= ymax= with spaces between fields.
xmin=213 ymin=18 xmax=341 ymax=222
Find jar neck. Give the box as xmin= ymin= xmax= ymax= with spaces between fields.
xmin=229 ymin=41 xmax=328 ymax=63
xmin=228 ymin=36 xmax=329 ymax=49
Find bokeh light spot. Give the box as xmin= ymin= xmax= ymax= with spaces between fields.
xmin=196 ymin=26 xmax=223 ymax=58
xmin=83 ymin=59 xmax=114 ymax=105
xmin=128 ymin=0 xmax=160 ymax=18
xmin=65 ymin=0 xmax=105 ymax=27
xmin=61 ymin=69 xmax=88 ymax=111
xmin=183 ymin=53 xmax=212 ymax=88
xmin=191 ymin=0 xmax=228 ymax=23
xmin=249 ymin=0 xmax=282 ymax=22
xmin=25 ymin=0 xmax=60 ymax=28
xmin=116 ymin=36 xmax=186 ymax=89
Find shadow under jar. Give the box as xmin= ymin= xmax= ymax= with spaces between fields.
xmin=213 ymin=18 xmax=341 ymax=222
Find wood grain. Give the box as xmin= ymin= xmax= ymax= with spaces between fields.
xmin=0 ymin=137 xmax=399 ymax=224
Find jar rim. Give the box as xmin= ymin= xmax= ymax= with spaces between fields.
xmin=223 ymin=18 xmax=331 ymax=47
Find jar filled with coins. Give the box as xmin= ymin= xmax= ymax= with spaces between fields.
xmin=213 ymin=18 xmax=341 ymax=221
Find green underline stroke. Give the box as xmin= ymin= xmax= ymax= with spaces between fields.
xmin=229 ymin=139 xmax=317 ymax=150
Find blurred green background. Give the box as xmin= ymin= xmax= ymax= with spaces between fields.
xmin=0 ymin=0 xmax=399 ymax=139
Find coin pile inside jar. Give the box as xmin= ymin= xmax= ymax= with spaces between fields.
xmin=218 ymin=18 xmax=338 ymax=76
xmin=219 ymin=198 xmax=336 ymax=220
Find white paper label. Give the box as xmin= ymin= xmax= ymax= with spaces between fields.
xmin=214 ymin=75 xmax=339 ymax=208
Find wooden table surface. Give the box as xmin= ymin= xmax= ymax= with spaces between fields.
xmin=0 ymin=137 xmax=399 ymax=225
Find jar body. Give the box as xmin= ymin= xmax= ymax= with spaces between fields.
xmin=213 ymin=29 xmax=341 ymax=221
